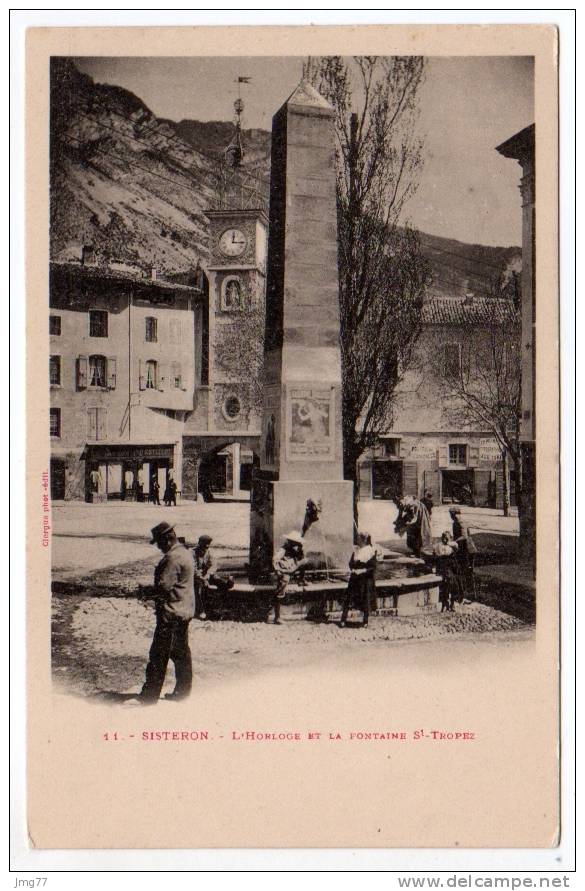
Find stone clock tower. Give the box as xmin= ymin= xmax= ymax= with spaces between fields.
xmin=206 ymin=208 xmax=268 ymax=433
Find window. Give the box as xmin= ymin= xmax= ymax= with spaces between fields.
xmin=89 ymin=310 xmax=108 ymax=337
xmin=383 ymin=438 xmax=400 ymax=458
xmin=145 ymin=316 xmax=158 ymax=343
xmin=107 ymin=357 xmax=117 ymax=390
xmin=449 ymin=444 xmax=468 ymax=466
xmin=171 ymin=362 xmax=182 ymax=389
xmin=169 ymin=319 xmax=182 ymax=344
xmin=145 ymin=360 xmax=157 ymax=389
xmin=49 ymin=355 xmax=61 ymax=386
xmin=222 ymin=394 xmax=242 ymax=421
xmin=49 ymin=315 xmax=61 ymax=336
xmin=444 ymin=343 xmax=462 ymax=379
xmin=89 ymin=355 xmax=107 ymax=388
xmin=50 ymin=407 xmax=61 ymax=438
xmin=222 ymin=277 xmax=243 ymax=311
xmin=87 ymin=407 xmax=107 ymax=441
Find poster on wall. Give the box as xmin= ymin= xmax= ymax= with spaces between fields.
xmin=287 ymin=386 xmax=335 ymax=461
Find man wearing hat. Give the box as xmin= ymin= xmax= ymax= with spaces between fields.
xmin=133 ymin=522 xmax=195 ymax=704
xmin=192 ymin=534 xmax=234 ymax=620
xmin=271 ymin=531 xmax=306 ymax=625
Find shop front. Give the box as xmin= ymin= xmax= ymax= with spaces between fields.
xmin=359 ymin=435 xmax=507 ymax=508
xmin=84 ymin=443 xmax=178 ymax=503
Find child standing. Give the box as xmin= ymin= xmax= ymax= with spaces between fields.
xmin=340 ymin=532 xmax=377 ymax=628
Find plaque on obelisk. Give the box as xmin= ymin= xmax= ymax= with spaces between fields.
xmin=250 ymin=81 xmax=354 ymax=576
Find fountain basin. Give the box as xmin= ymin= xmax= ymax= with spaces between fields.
xmin=200 ymin=573 xmax=442 ymax=622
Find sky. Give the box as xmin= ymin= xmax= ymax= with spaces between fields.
xmin=73 ymin=55 xmax=534 ymax=247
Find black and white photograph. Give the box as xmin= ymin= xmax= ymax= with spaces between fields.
xmin=48 ymin=52 xmax=537 ymax=701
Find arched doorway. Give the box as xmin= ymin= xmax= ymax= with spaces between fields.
xmin=197 ymin=442 xmax=260 ymax=502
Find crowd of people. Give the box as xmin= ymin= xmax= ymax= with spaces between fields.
xmin=125 ymin=498 xmax=477 ymax=706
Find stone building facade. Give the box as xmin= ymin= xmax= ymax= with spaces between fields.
xmin=49 ymin=207 xmax=266 ymax=503
xmin=50 ymin=208 xmax=517 ymax=510
xmin=49 ymin=261 xmax=207 ymax=501
xmin=358 ymin=296 xmax=515 ymax=508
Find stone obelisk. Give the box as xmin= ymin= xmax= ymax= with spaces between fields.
xmin=250 ymin=81 xmax=354 ymax=576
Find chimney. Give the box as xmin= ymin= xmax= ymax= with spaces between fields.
xmin=151 ymin=267 xmax=157 ymax=281
xmin=81 ymin=245 xmax=95 ymax=266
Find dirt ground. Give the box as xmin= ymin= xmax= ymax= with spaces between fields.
xmin=52 ymin=593 xmax=531 ymax=703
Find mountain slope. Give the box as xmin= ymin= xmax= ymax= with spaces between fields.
xmin=50 ymin=58 xmax=217 ymax=271
xmin=50 ymin=59 xmax=520 ymax=289
xmin=173 ymin=118 xmax=270 ymax=171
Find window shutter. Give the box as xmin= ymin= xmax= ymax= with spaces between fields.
xmin=423 ymin=469 xmax=441 ymax=503
xmin=108 ymin=357 xmax=117 ymax=389
xmin=139 ymin=359 xmax=145 ymax=391
xmin=87 ymin=408 xmax=97 ymax=440
xmin=398 ymin=439 xmax=407 ymax=459
xmin=402 ymin=462 xmax=419 ymax=498
xmin=437 ymin=445 xmax=448 ymax=467
xmin=358 ymin=460 xmax=373 ymax=500
xmin=96 ymin=408 xmax=107 ymax=441
xmin=77 ymin=355 xmax=88 ymax=390
xmin=473 ymin=469 xmax=491 ymax=507
xmin=468 ymin=444 xmax=479 ymax=467
xmin=158 ymin=363 xmax=166 ymax=391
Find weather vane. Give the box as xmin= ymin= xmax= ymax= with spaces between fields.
xmin=224 ymin=76 xmax=251 ymax=169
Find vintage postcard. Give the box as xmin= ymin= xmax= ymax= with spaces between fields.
xmin=23 ymin=23 xmax=560 ymax=854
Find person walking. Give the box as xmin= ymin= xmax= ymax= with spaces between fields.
xmin=271 ymin=531 xmax=306 ymax=625
xmin=340 ymin=532 xmax=377 ymax=628
xmin=129 ymin=522 xmax=194 ymax=705
xmin=449 ymin=507 xmax=478 ymax=602
xmin=151 ymin=478 xmax=161 ymax=505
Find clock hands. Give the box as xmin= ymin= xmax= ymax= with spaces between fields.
xmin=220 ymin=230 xmax=246 ymax=254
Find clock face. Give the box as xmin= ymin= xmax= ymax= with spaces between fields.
xmin=218 ymin=228 xmax=248 ymax=258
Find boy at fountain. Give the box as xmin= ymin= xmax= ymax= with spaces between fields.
xmin=340 ymin=532 xmax=377 ymax=629
xmin=192 ymin=534 xmax=234 ymax=620
xmin=433 ymin=531 xmax=461 ymax=612
xmin=270 ymin=531 xmax=307 ymax=625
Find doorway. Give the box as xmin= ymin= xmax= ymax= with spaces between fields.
xmin=50 ymin=459 xmax=66 ymax=500
xmin=441 ymin=469 xmax=474 ymax=505
xmin=372 ymin=460 xmax=403 ymax=500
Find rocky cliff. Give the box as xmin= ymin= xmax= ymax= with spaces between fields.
xmin=50 ymin=59 xmax=520 ymax=289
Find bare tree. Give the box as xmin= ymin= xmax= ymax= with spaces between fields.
xmin=436 ymin=273 xmax=523 ymax=518
xmin=307 ymin=57 xmax=430 ymax=513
